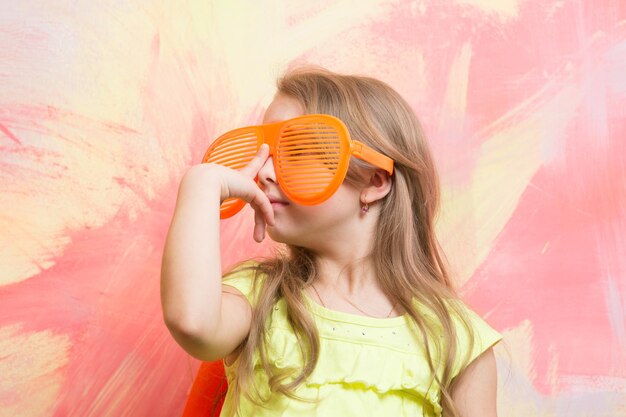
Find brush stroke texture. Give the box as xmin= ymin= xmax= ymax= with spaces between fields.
xmin=1 ymin=0 xmax=625 ymax=415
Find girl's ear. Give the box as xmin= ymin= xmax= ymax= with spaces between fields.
xmin=363 ymin=169 xmax=393 ymax=201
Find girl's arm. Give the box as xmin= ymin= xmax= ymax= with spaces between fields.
xmin=159 ymin=165 xmax=252 ymax=361
xmin=445 ymin=347 xmax=499 ymax=417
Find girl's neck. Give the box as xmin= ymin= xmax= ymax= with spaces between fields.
xmin=304 ymin=280 xmax=403 ymax=319
xmin=315 ymin=260 xmax=378 ymax=295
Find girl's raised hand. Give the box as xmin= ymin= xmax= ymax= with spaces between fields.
xmin=191 ymin=143 xmax=275 ymax=243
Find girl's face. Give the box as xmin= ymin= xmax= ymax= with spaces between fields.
xmin=258 ymin=94 xmax=364 ymax=248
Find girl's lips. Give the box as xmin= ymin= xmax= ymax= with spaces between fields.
xmin=271 ymin=202 xmax=289 ymax=208
xmin=266 ymin=194 xmax=289 ymax=204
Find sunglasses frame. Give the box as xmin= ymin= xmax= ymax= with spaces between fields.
xmin=202 ymin=113 xmax=394 ymax=219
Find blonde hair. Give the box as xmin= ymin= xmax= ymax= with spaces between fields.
xmin=214 ymin=65 xmax=484 ymax=417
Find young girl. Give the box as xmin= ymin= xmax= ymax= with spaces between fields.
xmin=161 ymin=66 xmax=504 ymax=417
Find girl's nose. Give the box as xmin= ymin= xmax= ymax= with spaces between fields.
xmin=257 ymin=155 xmax=277 ymax=186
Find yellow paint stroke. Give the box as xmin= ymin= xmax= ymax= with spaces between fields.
xmin=437 ymin=64 xmax=582 ymax=288
xmin=495 ymin=322 xmax=546 ymax=416
xmin=0 ymin=323 xmax=71 ymax=417
xmin=494 ymin=321 xmax=625 ymax=416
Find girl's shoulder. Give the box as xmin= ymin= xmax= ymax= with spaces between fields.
xmin=437 ymin=297 xmax=504 ymax=379
xmin=221 ymin=259 xmax=267 ymax=307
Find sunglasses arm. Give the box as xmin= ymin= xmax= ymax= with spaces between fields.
xmin=351 ymin=140 xmax=394 ymax=176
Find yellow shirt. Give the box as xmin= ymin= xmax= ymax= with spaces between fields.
xmin=220 ymin=263 xmax=503 ymax=417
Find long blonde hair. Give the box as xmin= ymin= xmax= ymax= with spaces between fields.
xmin=214 ymin=65 xmax=484 ymax=417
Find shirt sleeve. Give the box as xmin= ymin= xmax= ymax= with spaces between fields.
xmin=221 ymin=260 xmax=265 ymax=307
xmin=447 ymin=299 xmax=503 ymax=381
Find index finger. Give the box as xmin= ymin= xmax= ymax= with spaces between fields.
xmin=249 ymin=186 xmax=276 ymax=226
xmin=238 ymin=143 xmax=270 ymax=177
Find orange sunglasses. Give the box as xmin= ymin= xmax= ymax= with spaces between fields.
xmin=201 ymin=114 xmax=394 ymax=219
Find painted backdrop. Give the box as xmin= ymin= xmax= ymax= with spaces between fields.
xmin=1 ymin=0 xmax=625 ymax=416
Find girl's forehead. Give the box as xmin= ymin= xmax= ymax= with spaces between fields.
xmin=263 ymin=94 xmax=305 ymax=124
